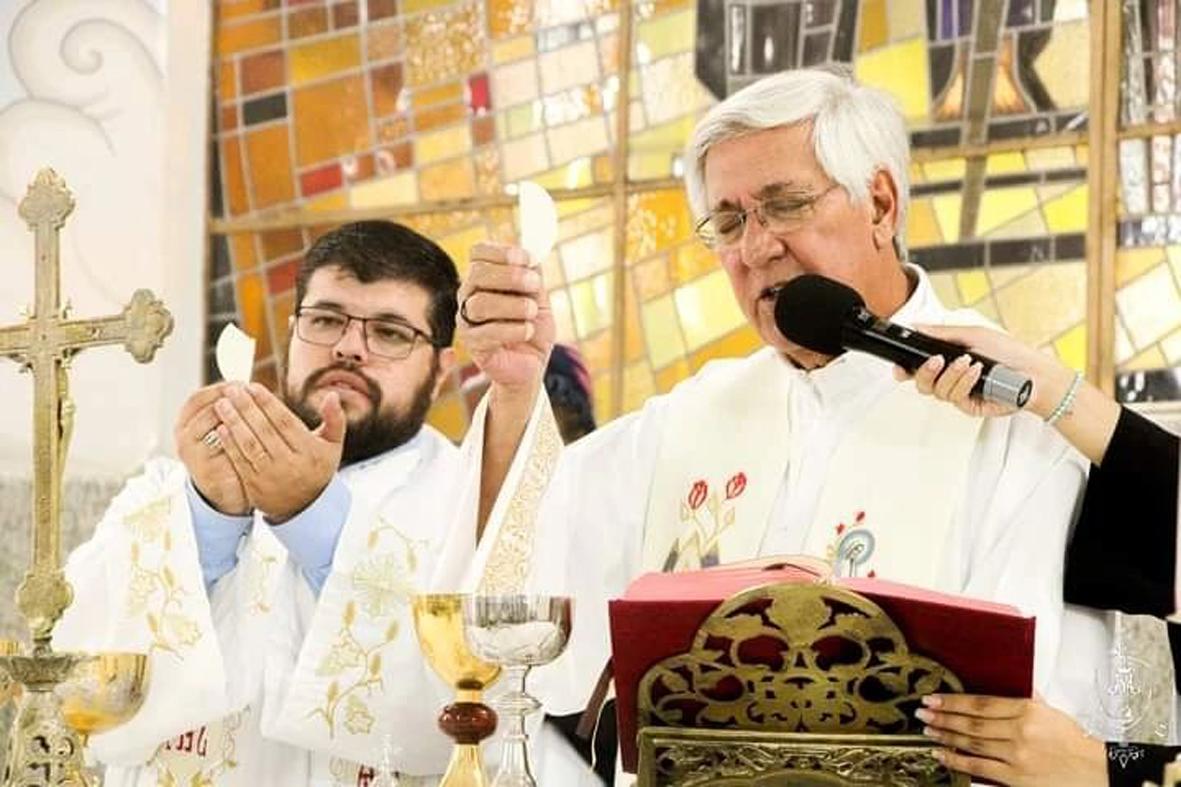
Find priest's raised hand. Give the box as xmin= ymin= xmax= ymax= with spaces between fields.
xmin=175 ymin=382 xmax=250 ymax=515
xmin=211 ymin=382 xmax=347 ymax=522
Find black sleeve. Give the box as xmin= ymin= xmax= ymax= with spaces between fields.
xmin=1064 ymin=407 xmax=1180 ymax=618
xmin=1107 ymin=741 xmax=1181 ymax=786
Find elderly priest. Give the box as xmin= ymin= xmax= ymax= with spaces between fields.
xmin=454 ymin=66 xmax=1117 ymax=784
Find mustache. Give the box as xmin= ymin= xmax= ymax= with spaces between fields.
xmin=300 ymin=363 xmax=382 ymax=409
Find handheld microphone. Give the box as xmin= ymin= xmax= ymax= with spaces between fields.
xmin=773 ymin=275 xmax=1032 ymax=409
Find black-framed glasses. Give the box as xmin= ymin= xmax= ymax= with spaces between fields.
xmin=694 ymin=183 xmax=841 ymax=249
xmin=294 ymin=307 xmax=439 ymax=360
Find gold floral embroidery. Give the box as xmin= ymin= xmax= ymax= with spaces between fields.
xmin=153 ymin=711 xmax=243 ymax=786
xmin=247 ymin=546 xmax=280 ymax=615
xmin=478 ymin=400 xmax=562 ymax=594
xmin=123 ymin=496 xmax=202 ymax=657
xmin=309 ymin=520 xmax=422 ymax=738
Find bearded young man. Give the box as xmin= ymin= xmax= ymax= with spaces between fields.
xmin=53 ymin=221 xmax=487 ymax=786
xmin=455 ymin=67 xmax=1115 ymax=784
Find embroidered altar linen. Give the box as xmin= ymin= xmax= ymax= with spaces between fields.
xmin=460 ymin=266 xmax=1114 ymax=785
xmin=53 ymin=427 xmax=478 ymax=786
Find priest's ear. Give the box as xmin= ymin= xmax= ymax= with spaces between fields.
xmin=868 ymin=168 xmax=900 ymax=257
xmin=430 ymin=347 xmax=456 ymax=400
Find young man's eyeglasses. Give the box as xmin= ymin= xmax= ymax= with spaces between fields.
xmin=694 ymin=184 xmax=841 ymax=249
xmin=294 ymin=307 xmax=440 ymax=360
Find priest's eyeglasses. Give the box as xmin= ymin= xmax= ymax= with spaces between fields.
xmin=295 ymin=307 xmax=439 ymax=359
xmin=694 ymin=184 xmax=841 ymax=249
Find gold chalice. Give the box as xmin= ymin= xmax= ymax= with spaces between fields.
xmin=56 ymin=652 xmax=150 ymax=785
xmin=412 ymin=594 xmax=502 ymax=787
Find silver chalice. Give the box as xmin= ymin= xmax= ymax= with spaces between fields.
xmin=462 ymin=596 xmax=572 ymax=787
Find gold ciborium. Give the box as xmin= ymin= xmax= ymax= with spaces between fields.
xmin=412 ymin=594 xmax=502 ymax=787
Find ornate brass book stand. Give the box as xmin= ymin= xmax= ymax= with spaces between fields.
xmin=635 ymin=583 xmax=969 ymax=787
xmin=0 ymin=170 xmax=171 ymax=785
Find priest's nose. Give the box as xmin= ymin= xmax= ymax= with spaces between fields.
xmin=332 ymin=320 xmax=368 ymax=363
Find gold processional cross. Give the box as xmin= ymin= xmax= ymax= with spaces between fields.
xmin=0 ymin=169 xmax=172 ymax=785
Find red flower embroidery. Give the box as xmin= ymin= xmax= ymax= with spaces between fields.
xmin=855 ymin=511 xmax=866 ymax=523
xmin=836 ymin=523 xmax=846 ymax=535
xmin=725 ymin=472 xmax=747 ymax=500
xmin=867 ymin=570 xmax=877 ymax=579
xmin=688 ymin=480 xmax=708 ymax=510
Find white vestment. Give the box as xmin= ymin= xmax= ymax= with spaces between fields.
xmin=461 ymin=266 xmax=1116 ymax=784
xmin=53 ymin=425 xmax=542 ymax=787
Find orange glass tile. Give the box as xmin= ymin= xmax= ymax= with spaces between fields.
xmin=260 ymin=229 xmax=305 ymax=261
xmin=377 ymin=115 xmax=411 ymax=143
xmin=416 ymin=102 xmax=467 ymax=132
xmin=293 ymin=75 xmax=371 ymax=166
xmin=245 ymin=125 xmax=295 ymax=208
xmin=672 ymin=243 xmax=716 ymax=284
xmin=593 ymin=154 xmax=613 ymax=183
xmin=234 ymin=272 xmax=273 ymax=361
xmin=858 ymin=0 xmax=888 ymax=52
xmin=240 ymin=50 xmax=285 ymax=95
xmin=290 ymin=34 xmax=361 ymax=85
xmin=368 ymin=0 xmax=399 ymax=21
xmin=633 ymin=255 xmax=672 ymax=300
xmin=220 ymin=136 xmax=249 ymax=215
xmin=370 ymin=63 xmax=405 ymax=117
xmin=580 ymin=329 xmax=614 ymax=375
xmin=419 ymin=158 xmax=475 ymax=201
xmin=217 ymin=16 xmax=281 ymax=55
xmin=376 ymin=141 xmax=413 ymax=173
xmin=332 ymin=1 xmax=359 ymax=28
xmin=220 ymin=0 xmax=279 ymax=21
xmin=367 ymin=22 xmax=402 ymax=61
xmin=626 ymin=190 xmax=691 ymax=261
xmin=220 ymin=105 xmax=239 ymax=133
xmin=655 ymin=358 xmax=691 ymax=393
xmin=287 ymin=6 xmax=328 ymax=39
xmin=689 ymin=325 xmax=761 ymax=371
xmin=489 ymin=0 xmax=532 ymax=38
xmin=427 ymin=394 xmax=468 ymax=442
xmin=343 ymin=152 xmax=376 ymax=183
xmin=472 ymin=114 xmax=496 ymax=147
xmin=404 ymin=3 xmax=482 ymax=87
xmin=218 ymin=61 xmax=237 ymax=102
xmin=270 ymin=289 xmax=296 ymax=350
xmin=413 ymin=81 xmax=464 ymax=109
xmin=252 ymin=360 xmax=279 ymax=391
xmin=230 ymin=233 xmax=258 ymax=272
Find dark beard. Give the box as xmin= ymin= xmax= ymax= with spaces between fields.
xmin=284 ymin=359 xmax=437 ymax=465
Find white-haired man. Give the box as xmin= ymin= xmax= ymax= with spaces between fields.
xmin=455 ymin=67 xmax=1111 ymax=784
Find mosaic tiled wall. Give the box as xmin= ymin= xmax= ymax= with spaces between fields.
xmin=210 ymin=0 xmax=1114 ymax=441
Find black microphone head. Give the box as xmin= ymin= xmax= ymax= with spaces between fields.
xmin=774 ymin=274 xmax=865 ymax=355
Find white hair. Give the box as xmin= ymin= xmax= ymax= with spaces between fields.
xmin=685 ymin=66 xmax=912 ymax=259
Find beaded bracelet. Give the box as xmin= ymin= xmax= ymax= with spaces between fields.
xmin=1046 ymin=371 xmax=1083 ymax=425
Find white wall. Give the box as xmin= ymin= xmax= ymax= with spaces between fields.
xmin=0 ymin=0 xmax=209 ymax=479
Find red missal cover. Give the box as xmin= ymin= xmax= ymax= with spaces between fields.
xmin=608 ymin=559 xmax=1035 ymax=773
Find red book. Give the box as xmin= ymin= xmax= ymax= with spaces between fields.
xmin=608 ymin=560 xmax=1035 ymax=773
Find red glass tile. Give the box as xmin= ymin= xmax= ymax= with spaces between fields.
xmin=287 ymin=6 xmax=328 ymax=38
xmin=468 ymin=72 xmax=491 ymax=113
xmin=332 ymin=1 xmax=359 ymax=28
xmin=220 ymin=105 xmax=239 ymax=132
xmin=267 ymin=257 xmax=301 ymax=294
xmin=299 ymin=162 xmax=343 ymax=196
xmin=261 ymin=229 xmax=305 ymax=261
xmin=240 ymin=49 xmax=285 ymax=95
xmin=367 ymin=0 xmax=398 ymax=20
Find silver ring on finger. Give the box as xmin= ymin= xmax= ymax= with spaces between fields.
xmin=459 ymin=294 xmax=493 ymax=327
xmin=201 ymin=429 xmax=223 ymax=453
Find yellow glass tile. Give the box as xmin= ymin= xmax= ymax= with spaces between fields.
xmin=984 ymin=152 xmax=1026 ymax=175
xmin=858 ymin=0 xmax=888 ymax=52
xmin=973 ymin=298 xmax=1001 ymax=324
xmin=403 ymin=0 xmax=456 ymax=11
xmin=642 ymin=294 xmax=687 ymax=368
xmin=1042 ymin=185 xmax=1088 ymax=233
xmin=217 ymin=16 xmax=281 ymax=55
xmin=557 ymin=202 xmax=613 ymax=243
xmin=506 ymin=103 xmax=541 ymax=138
xmin=561 ymin=228 xmax=613 ymax=282
xmin=493 ymin=35 xmax=535 ymax=64
xmin=1160 ymin=327 xmax=1181 ymax=365
xmin=306 ymin=192 xmax=348 ymax=212
xmin=502 ymin=133 xmax=549 ymax=181
xmin=1025 ymin=146 xmax=1077 ymax=170
xmin=1116 ymin=246 xmax=1166 ymax=288
xmin=1053 ymin=323 xmax=1087 ymax=372
xmin=1074 ymin=144 xmax=1088 ymax=164
xmin=427 ymin=394 xmax=468 ymax=442
xmin=417 ymin=102 xmax=467 ymax=133
xmin=540 ymin=41 xmax=599 ymax=95
xmin=1032 ymin=20 xmax=1090 ymax=111
xmin=909 ymin=163 xmax=925 ymax=184
xmin=290 ymin=35 xmax=360 ymax=85
xmin=622 ymin=362 xmax=656 ymax=414
xmin=489 ymin=0 xmax=532 ymax=38
xmin=549 ymin=289 xmax=577 ymax=342
xmin=492 ymin=59 xmax=539 ymax=108
xmin=413 ymin=81 xmax=464 ymax=109
xmin=988 ymin=265 xmax=1030 ymax=290
xmin=405 ymin=3 xmax=483 ymax=87
xmin=994 ymin=262 xmax=1087 ymax=346
xmin=633 ymin=255 xmax=672 ymax=301
xmin=673 ymin=269 xmax=745 ymax=350
xmin=927 ymin=272 xmax=961 ymax=308
xmin=555 ymin=196 xmax=598 ymax=219
xmin=1116 ymin=263 xmax=1181 ymax=349
xmin=629 ymin=153 xmax=674 ymax=180
xmin=673 ymin=243 xmax=717 ymax=284
xmin=1035 ymin=182 xmax=1078 ymax=203
xmin=637 ymin=9 xmax=694 ymax=60
xmin=1115 ymin=320 xmax=1134 ymax=365
xmin=570 ymin=272 xmax=614 ymax=337
xmin=688 ymin=324 xmax=762 ymax=371
xmin=420 ymin=158 xmax=475 ymax=200
xmin=437 ymin=225 xmax=489 ymax=276
xmin=293 ymin=76 xmax=370 ymax=166
xmin=955 ymin=270 xmax=990 ymax=306
xmin=1122 ymin=344 xmax=1167 ymax=372
xmin=906 ymin=199 xmax=942 ymax=246
xmin=591 ymin=372 xmax=612 ymax=425
xmin=415 ymin=124 xmax=472 ymax=166
xmin=975 ymin=187 xmax=1038 ymax=236
xmin=986 ymin=208 xmax=1047 ymax=240
xmin=548 ymin=117 xmax=609 ymax=166
xmin=655 ymin=358 xmax=691 ymax=393
xmin=854 ymin=37 xmax=929 ymax=121
xmin=922 ymin=158 xmax=966 ymax=181
xmin=628 ymin=190 xmax=691 ymax=261
xmin=885 ymin=0 xmax=925 ymax=40
xmin=931 ymin=194 xmax=962 ymax=243
xmin=350 ymin=172 xmax=418 ymax=208
xmin=1167 ymin=246 xmax=1181 ymax=284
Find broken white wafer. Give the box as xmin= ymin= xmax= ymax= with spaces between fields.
xmin=214 ymin=323 xmax=256 ymax=383
xmin=517 ymin=180 xmax=558 ymax=266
